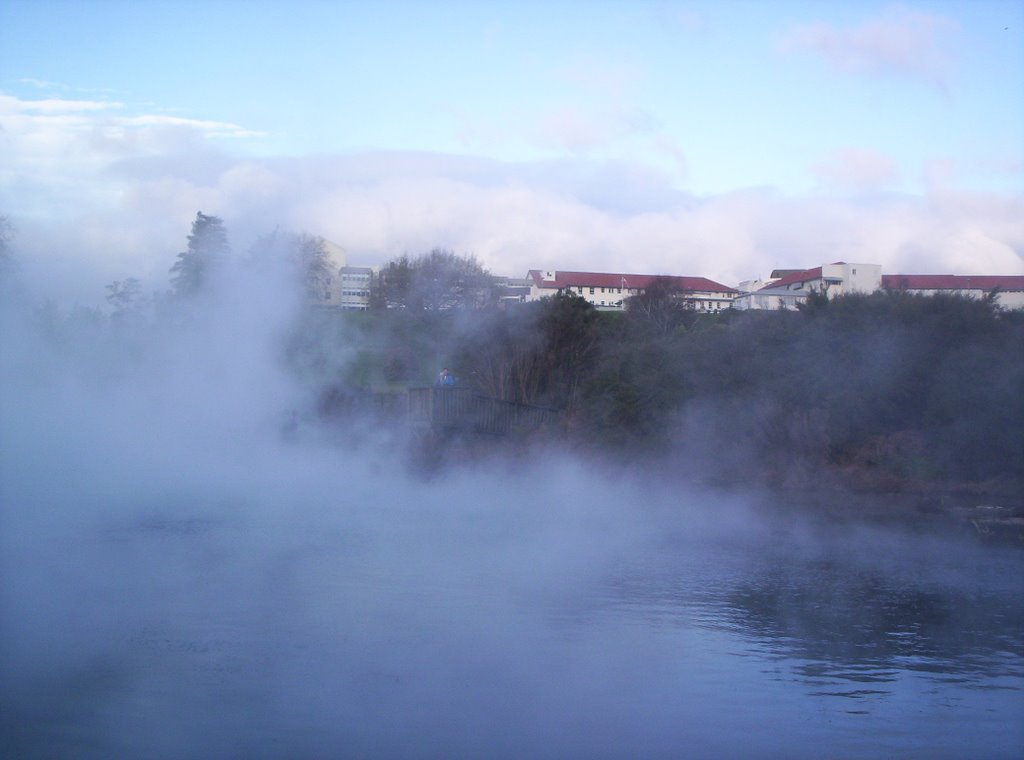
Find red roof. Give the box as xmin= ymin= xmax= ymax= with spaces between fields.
xmin=881 ymin=274 xmax=1024 ymax=291
xmin=765 ymin=266 xmax=824 ymax=290
xmin=527 ymin=270 xmax=736 ymax=293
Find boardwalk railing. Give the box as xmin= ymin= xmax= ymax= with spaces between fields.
xmin=406 ymin=386 xmax=561 ymax=436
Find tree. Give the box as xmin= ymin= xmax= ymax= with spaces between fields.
xmin=0 ymin=215 xmax=23 ymax=307
xmin=454 ymin=291 xmax=601 ymax=410
xmin=105 ymin=277 xmax=143 ymax=317
xmin=294 ymin=234 xmax=334 ymax=302
xmin=248 ymin=230 xmax=335 ymax=302
xmin=169 ymin=212 xmax=229 ymax=297
xmin=625 ymin=276 xmax=693 ymax=335
xmin=373 ymin=248 xmax=494 ymax=311
xmin=0 ymin=215 xmax=14 ymax=280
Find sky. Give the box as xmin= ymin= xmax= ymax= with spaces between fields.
xmin=1 ymin=0 xmax=1023 ymax=304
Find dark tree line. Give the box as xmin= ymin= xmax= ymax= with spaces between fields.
xmin=570 ymin=289 xmax=1024 ymax=486
xmin=79 ymin=211 xmax=1024 ymax=488
xmin=328 ymin=286 xmax=1022 ymax=488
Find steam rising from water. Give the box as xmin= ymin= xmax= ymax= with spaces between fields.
xmin=2 ymin=265 xmax=1022 ymax=758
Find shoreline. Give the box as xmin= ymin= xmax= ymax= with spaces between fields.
xmin=767 ymin=472 xmax=1024 ymax=548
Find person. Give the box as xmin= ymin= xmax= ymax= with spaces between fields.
xmin=436 ymin=367 xmax=455 ymax=386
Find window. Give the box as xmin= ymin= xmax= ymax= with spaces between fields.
xmin=577 ymin=287 xmax=583 ymax=294
xmin=589 ymin=287 xmax=595 ymax=294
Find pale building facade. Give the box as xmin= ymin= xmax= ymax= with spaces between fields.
xmin=733 ymin=263 xmax=882 ymax=310
xmin=735 ymin=263 xmax=1024 ymax=311
xmin=526 ymin=270 xmax=736 ymax=312
xmin=881 ymin=274 xmax=1024 ymax=310
xmin=335 ymin=266 xmax=374 ymax=310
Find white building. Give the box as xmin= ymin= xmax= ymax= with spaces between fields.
xmin=303 ymin=240 xmax=375 ymax=310
xmin=881 ymin=274 xmax=1024 ymax=310
xmin=335 ymin=266 xmax=374 ymax=310
xmin=734 ymin=263 xmax=1024 ymax=311
xmin=732 ymin=262 xmax=881 ymax=310
xmin=526 ymin=270 xmax=737 ymax=312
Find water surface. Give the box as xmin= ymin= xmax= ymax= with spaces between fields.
xmin=3 ymin=489 xmax=1022 ymax=759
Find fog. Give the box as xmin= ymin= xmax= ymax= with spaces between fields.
xmin=7 ymin=143 xmax=1024 ymax=309
xmin=2 ymin=261 xmax=1022 ymax=759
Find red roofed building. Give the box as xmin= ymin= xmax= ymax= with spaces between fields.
xmin=881 ymin=274 xmax=1024 ymax=309
xmin=526 ymin=270 xmax=738 ymax=312
xmin=733 ymin=262 xmax=882 ymax=310
xmin=734 ymin=264 xmax=1024 ymax=311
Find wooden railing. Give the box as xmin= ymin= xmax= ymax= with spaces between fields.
xmin=406 ymin=386 xmax=561 ymax=436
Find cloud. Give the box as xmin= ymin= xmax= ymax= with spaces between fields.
xmin=812 ymin=147 xmax=900 ymax=191
xmin=555 ymin=57 xmax=644 ymax=100
xmin=923 ymin=153 xmax=1024 ymax=191
xmin=17 ymin=78 xmax=63 ymax=90
xmin=532 ymin=105 xmax=657 ymax=154
xmin=119 ymin=114 xmax=264 ymax=139
xmin=0 ymin=92 xmax=262 ymax=218
xmin=781 ymin=6 xmax=958 ymax=87
xmin=0 ymin=94 xmax=258 ymax=163
xmin=2 ymin=92 xmax=1022 ymax=307
xmin=11 ymin=150 xmax=1023 ymax=310
xmin=1 ymin=94 xmax=124 ymax=114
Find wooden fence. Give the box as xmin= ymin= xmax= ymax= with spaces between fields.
xmin=405 ymin=387 xmax=562 ymax=436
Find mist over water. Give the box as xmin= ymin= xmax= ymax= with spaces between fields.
xmin=1 ymin=269 xmax=1022 ymax=759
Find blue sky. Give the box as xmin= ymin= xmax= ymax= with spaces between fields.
xmin=1 ymin=0 xmax=1022 ymax=302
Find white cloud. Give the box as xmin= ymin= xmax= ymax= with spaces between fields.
xmin=923 ymin=153 xmax=1024 ymax=192
xmin=1 ymin=94 xmax=124 ymax=114
xmin=2 ymin=91 xmax=1021 ymax=307
xmin=532 ymin=105 xmax=657 ymax=154
xmin=120 ymin=114 xmax=264 ymax=139
xmin=17 ymin=78 xmax=63 ymax=90
xmin=812 ymin=147 xmax=900 ymax=191
xmin=0 ymin=92 xmax=263 ymax=218
xmin=781 ymin=6 xmax=958 ymax=87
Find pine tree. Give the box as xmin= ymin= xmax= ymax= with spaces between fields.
xmin=169 ymin=212 xmax=229 ymax=297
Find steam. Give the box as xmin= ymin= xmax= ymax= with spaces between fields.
xmin=1 ymin=253 xmax=1022 ymax=759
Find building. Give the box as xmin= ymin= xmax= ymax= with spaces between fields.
xmin=734 ymin=262 xmax=1024 ymax=311
xmin=881 ymin=274 xmax=1024 ymax=310
xmin=732 ymin=262 xmax=881 ymax=311
xmin=526 ymin=270 xmax=737 ymax=312
xmin=493 ymin=276 xmax=532 ymax=306
xmin=335 ymin=266 xmax=374 ymax=310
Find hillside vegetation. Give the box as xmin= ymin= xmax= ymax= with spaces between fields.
xmin=307 ymin=290 xmax=1023 ymax=492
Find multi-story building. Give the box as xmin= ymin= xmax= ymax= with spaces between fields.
xmin=335 ymin=266 xmax=374 ymax=310
xmin=732 ymin=262 xmax=881 ymax=310
xmin=733 ymin=262 xmax=1024 ymax=311
xmin=526 ymin=270 xmax=737 ymax=312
